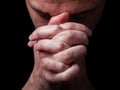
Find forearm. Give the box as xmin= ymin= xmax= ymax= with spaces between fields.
xmin=22 ymin=72 xmax=61 ymax=90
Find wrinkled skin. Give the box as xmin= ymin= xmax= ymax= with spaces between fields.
xmin=22 ymin=0 xmax=105 ymax=90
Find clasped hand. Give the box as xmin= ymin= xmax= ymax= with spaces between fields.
xmin=27 ymin=13 xmax=92 ymax=83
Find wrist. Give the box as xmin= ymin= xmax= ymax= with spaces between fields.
xmin=22 ymin=71 xmax=61 ymax=90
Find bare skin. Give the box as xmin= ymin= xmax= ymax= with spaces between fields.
xmin=22 ymin=0 xmax=105 ymax=90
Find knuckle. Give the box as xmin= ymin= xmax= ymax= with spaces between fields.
xmin=79 ymin=24 xmax=88 ymax=30
xmin=59 ymin=64 xmax=69 ymax=72
xmin=65 ymin=22 xmax=74 ymax=29
xmin=61 ymin=65 xmax=80 ymax=81
xmin=56 ymin=42 xmax=64 ymax=50
xmin=56 ymin=42 xmax=67 ymax=51
xmin=62 ymin=50 xmax=74 ymax=63
xmin=41 ymin=58 xmax=48 ymax=66
xmin=64 ymin=31 xmax=74 ymax=40
xmin=80 ymin=32 xmax=89 ymax=45
xmin=54 ymin=25 xmax=60 ymax=29
xmin=34 ymin=43 xmax=40 ymax=50
xmin=53 ymin=25 xmax=61 ymax=31
xmin=79 ymin=24 xmax=91 ymax=36
xmin=35 ymin=41 xmax=44 ymax=50
xmin=78 ymin=45 xmax=87 ymax=55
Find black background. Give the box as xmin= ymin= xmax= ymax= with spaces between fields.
xmin=1 ymin=0 xmax=119 ymax=89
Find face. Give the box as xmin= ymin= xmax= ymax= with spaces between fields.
xmin=26 ymin=0 xmax=105 ymax=29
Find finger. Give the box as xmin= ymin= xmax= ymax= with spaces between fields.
xmin=29 ymin=12 xmax=69 ymax=41
xmin=28 ymin=40 xmax=37 ymax=47
xmin=29 ymin=25 xmax=62 ymax=41
xmin=34 ymin=39 xmax=70 ymax=53
xmin=53 ymin=30 xmax=89 ymax=46
xmin=59 ymin=22 xmax=92 ymax=37
xmin=44 ymin=64 xmax=80 ymax=82
xmin=41 ymin=58 xmax=69 ymax=73
xmin=48 ymin=12 xmax=69 ymax=25
xmin=53 ymin=45 xmax=87 ymax=64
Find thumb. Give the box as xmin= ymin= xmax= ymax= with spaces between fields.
xmin=48 ymin=12 xmax=69 ymax=25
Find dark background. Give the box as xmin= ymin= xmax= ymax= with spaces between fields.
xmin=1 ymin=0 xmax=119 ymax=89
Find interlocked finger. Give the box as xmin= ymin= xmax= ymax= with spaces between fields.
xmin=34 ymin=39 xmax=70 ymax=53
xmin=53 ymin=30 xmax=89 ymax=46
